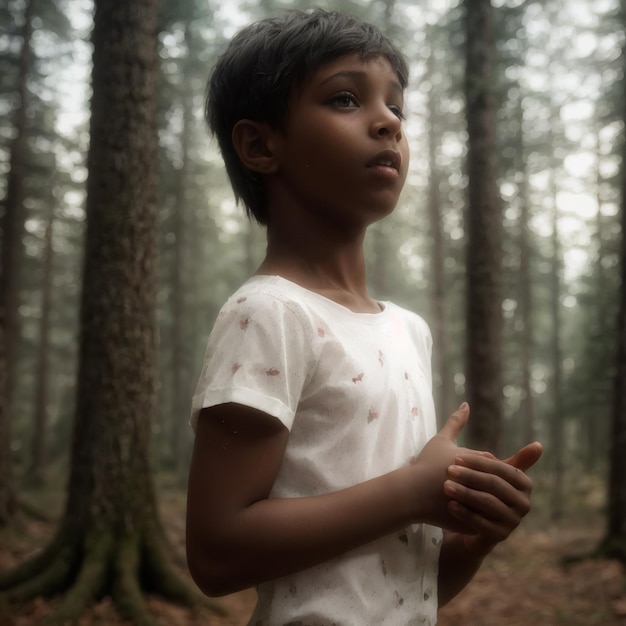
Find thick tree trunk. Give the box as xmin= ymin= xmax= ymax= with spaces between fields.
xmin=64 ymin=0 xmax=161 ymax=536
xmin=463 ymin=0 xmax=503 ymax=454
xmin=0 ymin=2 xmax=223 ymax=623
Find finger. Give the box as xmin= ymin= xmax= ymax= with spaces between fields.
xmin=447 ymin=500 xmax=514 ymax=543
xmin=444 ymin=478 xmax=528 ymax=529
xmin=502 ymin=442 xmax=543 ymax=472
xmin=451 ymin=456 xmax=533 ymax=493
xmin=446 ymin=466 xmax=532 ymax=513
xmin=437 ymin=402 xmax=469 ymax=442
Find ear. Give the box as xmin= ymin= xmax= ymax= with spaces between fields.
xmin=232 ymin=120 xmax=279 ymax=175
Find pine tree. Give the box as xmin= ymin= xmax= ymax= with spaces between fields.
xmin=463 ymin=0 xmax=503 ymax=453
xmin=0 ymin=2 xmax=223 ymax=622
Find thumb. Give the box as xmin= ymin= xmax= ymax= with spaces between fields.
xmin=503 ymin=442 xmax=543 ymax=472
xmin=438 ymin=402 xmax=469 ymax=442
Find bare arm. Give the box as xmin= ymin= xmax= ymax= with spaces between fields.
xmin=186 ymin=402 xmax=477 ymax=597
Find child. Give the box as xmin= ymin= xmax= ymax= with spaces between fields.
xmin=186 ymin=9 xmax=542 ymax=626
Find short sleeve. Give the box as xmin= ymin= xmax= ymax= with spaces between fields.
xmin=190 ymin=292 xmax=314 ymax=432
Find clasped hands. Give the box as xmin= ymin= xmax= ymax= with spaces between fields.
xmin=419 ymin=402 xmax=543 ymax=554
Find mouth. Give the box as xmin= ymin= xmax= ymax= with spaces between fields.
xmin=367 ymin=150 xmax=401 ymax=172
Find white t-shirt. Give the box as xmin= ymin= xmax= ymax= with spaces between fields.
xmin=191 ymin=275 xmax=442 ymax=626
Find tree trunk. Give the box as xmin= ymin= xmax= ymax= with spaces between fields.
xmin=28 ymin=198 xmax=55 ymax=486
xmin=605 ymin=145 xmax=626 ymax=558
xmin=2 ymin=0 xmax=33 ymax=415
xmin=584 ymin=126 xmax=609 ymax=472
xmin=602 ymin=9 xmax=626 ymax=559
xmin=0 ymin=0 xmax=34 ymax=526
xmin=0 ymin=319 xmax=13 ymax=526
xmin=547 ymin=106 xmax=565 ymax=522
xmin=463 ymin=0 xmax=503 ymax=454
xmin=549 ymin=183 xmax=564 ymax=522
xmin=426 ymin=52 xmax=451 ymax=424
xmin=516 ymin=98 xmax=536 ymax=447
xmin=0 ymin=2 xmax=222 ymax=622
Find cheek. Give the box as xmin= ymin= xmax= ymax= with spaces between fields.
xmin=296 ymin=134 xmax=352 ymax=177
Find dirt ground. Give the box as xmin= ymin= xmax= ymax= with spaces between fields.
xmin=1 ymin=489 xmax=625 ymax=626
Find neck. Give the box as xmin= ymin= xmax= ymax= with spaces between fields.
xmin=261 ymin=226 xmax=366 ymax=288
xmin=255 ymin=220 xmax=381 ymax=314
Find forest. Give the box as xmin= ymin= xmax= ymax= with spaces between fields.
xmin=0 ymin=0 xmax=625 ymax=624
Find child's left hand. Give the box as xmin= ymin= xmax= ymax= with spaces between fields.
xmin=443 ymin=441 xmax=543 ymax=553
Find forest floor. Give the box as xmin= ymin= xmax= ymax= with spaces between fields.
xmin=0 ymin=482 xmax=625 ymax=626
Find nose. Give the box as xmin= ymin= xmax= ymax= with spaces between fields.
xmin=371 ymin=106 xmax=402 ymax=140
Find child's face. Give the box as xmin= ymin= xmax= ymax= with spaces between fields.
xmin=269 ymin=53 xmax=409 ymax=227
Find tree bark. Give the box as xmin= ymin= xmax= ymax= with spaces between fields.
xmin=0 ymin=0 xmax=34 ymax=526
xmin=463 ymin=0 xmax=503 ymax=454
xmin=0 ymin=2 xmax=223 ymax=622
xmin=64 ymin=0 xmax=161 ymax=536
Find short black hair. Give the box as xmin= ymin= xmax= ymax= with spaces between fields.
xmin=206 ymin=9 xmax=409 ymax=225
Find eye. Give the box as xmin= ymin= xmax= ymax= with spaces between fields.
xmin=329 ymin=92 xmax=359 ymax=109
xmin=389 ymin=104 xmax=405 ymax=121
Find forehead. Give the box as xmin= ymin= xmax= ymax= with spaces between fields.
xmin=302 ymin=54 xmax=404 ymax=95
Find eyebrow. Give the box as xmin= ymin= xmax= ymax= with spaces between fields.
xmin=316 ymin=69 xmax=404 ymax=97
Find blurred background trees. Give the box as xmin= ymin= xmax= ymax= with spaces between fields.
xmin=0 ymin=0 xmax=623 ymax=595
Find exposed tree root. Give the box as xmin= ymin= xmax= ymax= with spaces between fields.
xmin=2 ymin=535 xmax=77 ymax=603
xmin=47 ymin=532 xmax=113 ymax=626
xmin=0 ymin=523 xmax=228 ymax=625
xmin=0 ymin=531 xmax=64 ymax=589
xmin=113 ymin=533 xmax=157 ymax=626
